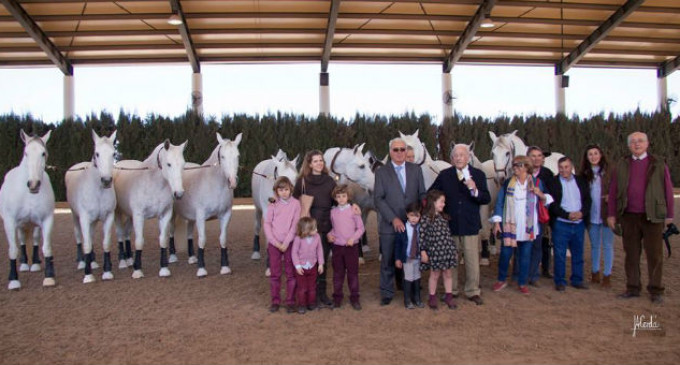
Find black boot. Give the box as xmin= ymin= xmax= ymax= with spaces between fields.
xmin=541 ymin=236 xmax=553 ymax=278
xmin=403 ymin=280 xmax=414 ymax=309
xmin=413 ymin=279 xmax=424 ymax=308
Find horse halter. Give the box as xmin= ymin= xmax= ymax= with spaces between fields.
xmin=329 ymin=149 xmax=359 ymax=184
xmin=156 ymin=147 xmax=163 ymax=169
xmin=493 ymin=138 xmax=515 ymax=174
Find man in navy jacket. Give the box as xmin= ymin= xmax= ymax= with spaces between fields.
xmin=429 ymin=144 xmax=491 ymax=305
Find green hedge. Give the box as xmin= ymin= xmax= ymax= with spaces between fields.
xmin=0 ymin=110 xmax=676 ymax=201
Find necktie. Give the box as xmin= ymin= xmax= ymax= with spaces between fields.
xmin=457 ymin=169 xmax=464 ymax=181
xmin=396 ymin=165 xmax=405 ymax=192
xmin=409 ymin=224 xmax=418 ymax=259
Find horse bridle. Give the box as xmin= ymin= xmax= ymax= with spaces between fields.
xmin=493 ymin=138 xmax=516 ymax=175
xmin=252 ymin=166 xmax=279 ymax=181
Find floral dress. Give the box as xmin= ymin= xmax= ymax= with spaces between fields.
xmin=419 ymin=213 xmax=458 ymax=271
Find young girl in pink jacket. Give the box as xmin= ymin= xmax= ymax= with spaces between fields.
xmin=291 ymin=217 xmax=324 ymax=314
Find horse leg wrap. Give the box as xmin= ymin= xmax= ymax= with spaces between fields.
xmin=76 ymin=243 xmax=84 ymax=263
xmin=197 ymin=248 xmax=205 ymax=268
xmin=9 ymin=259 xmax=18 ymax=281
xmin=91 ymin=250 xmax=96 ymax=263
xmin=160 ymin=248 xmax=168 ymax=268
xmin=84 ymin=252 xmax=92 ymax=275
xmin=45 ymin=256 xmax=55 ymax=278
xmin=32 ymin=245 xmax=41 ymax=264
xmin=253 ymin=235 xmax=260 ymax=252
xmin=221 ymin=247 xmax=229 ymax=267
xmin=481 ymin=240 xmax=490 ymax=259
xmin=187 ymin=238 xmax=195 ymax=257
xmin=125 ymin=240 xmax=133 ymax=260
xmin=103 ymin=252 xmax=112 ymax=272
xmin=133 ymin=250 xmax=142 ymax=270
xmin=169 ymin=237 xmax=176 ymax=255
xmin=20 ymin=245 xmax=29 ymax=264
xmin=117 ymin=241 xmax=125 ymax=261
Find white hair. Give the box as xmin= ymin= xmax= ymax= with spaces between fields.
xmin=450 ymin=143 xmax=470 ymax=159
xmin=389 ymin=137 xmax=406 ymax=149
xmin=627 ymin=131 xmax=648 ymax=145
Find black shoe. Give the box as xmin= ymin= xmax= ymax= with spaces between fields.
xmin=319 ymin=295 xmax=333 ymax=306
xmin=542 ymin=271 xmax=553 ymax=279
xmin=307 ymin=305 xmax=317 ymax=311
xmin=286 ymin=305 xmax=296 ymax=314
xmin=571 ymin=283 xmax=589 ymax=290
xmin=651 ymin=294 xmax=664 ymax=305
xmin=617 ymin=291 xmax=640 ymax=299
xmin=467 ymin=295 xmax=484 ymax=306
xmin=529 ymin=280 xmax=540 ymax=288
xmin=380 ymin=297 xmax=392 ymax=306
xmin=555 ymin=284 xmax=566 ymax=292
xmin=269 ymin=304 xmax=280 ymax=313
xmin=351 ymin=302 xmax=362 ymax=311
xmin=440 ymin=293 xmax=459 ymax=301
xmin=298 ymin=306 xmax=306 ymax=314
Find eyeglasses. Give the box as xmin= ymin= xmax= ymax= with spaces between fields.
xmin=392 ymin=148 xmax=406 ymax=152
xmin=512 ymin=163 xmax=527 ymax=168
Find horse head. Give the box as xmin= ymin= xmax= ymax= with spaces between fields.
xmin=158 ymin=139 xmax=187 ymax=200
xmin=271 ymin=153 xmax=298 ymax=187
xmin=215 ymin=132 xmax=242 ymax=189
xmin=342 ymin=143 xmax=374 ymax=191
xmin=20 ymin=129 xmax=51 ymax=194
xmin=489 ymin=130 xmax=519 ymax=183
xmin=398 ymin=129 xmax=425 ymax=165
xmin=364 ymin=150 xmax=385 ymax=173
xmin=92 ymin=130 xmax=117 ymax=189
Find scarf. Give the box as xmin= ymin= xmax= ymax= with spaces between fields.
xmin=501 ymin=175 xmax=537 ymax=247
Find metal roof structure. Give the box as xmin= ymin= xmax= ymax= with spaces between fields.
xmin=1 ymin=0 xmax=679 ymax=77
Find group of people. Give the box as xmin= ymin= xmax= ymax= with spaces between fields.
xmin=263 ymin=131 xmax=674 ymax=313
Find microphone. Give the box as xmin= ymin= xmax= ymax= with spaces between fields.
xmin=462 ymin=169 xmax=474 ymax=192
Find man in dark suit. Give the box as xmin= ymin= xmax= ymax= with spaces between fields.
xmin=549 ymin=156 xmax=591 ymax=291
xmin=527 ymin=146 xmax=555 ymax=281
xmin=429 ymin=144 xmax=491 ymax=305
xmin=374 ymin=137 xmax=427 ymax=306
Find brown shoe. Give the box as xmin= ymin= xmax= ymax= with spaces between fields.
xmin=591 ymin=271 xmax=600 ymax=284
xmin=601 ymin=275 xmax=611 ymax=289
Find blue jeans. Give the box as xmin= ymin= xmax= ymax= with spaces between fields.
xmin=498 ymin=241 xmax=532 ymax=286
xmin=552 ymin=220 xmax=585 ymax=287
xmin=512 ymin=232 xmax=543 ymax=283
xmin=587 ymin=223 xmax=614 ymax=276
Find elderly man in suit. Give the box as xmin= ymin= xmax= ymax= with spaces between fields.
xmin=374 ymin=137 xmax=427 ymax=306
xmin=429 ymin=144 xmax=491 ymax=305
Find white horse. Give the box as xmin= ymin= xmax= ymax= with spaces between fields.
xmin=399 ymin=130 xmax=452 ymax=189
xmin=250 ymin=150 xmax=299 ymax=262
xmin=174 ymin=133 xmax=242 ymax=277
xmin=0 ymin=130 xmax=56 ymax=290
xmin=113 ymin=140 xmax=186 ymax=279
xmin=65 ymin=130 xmax=117 ymax=283
xmin=324 ymin=144 xmax=375 ymax=192
xmin=489 ymin=130 xmax=564 ymax=182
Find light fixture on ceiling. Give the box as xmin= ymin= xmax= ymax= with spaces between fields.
xmin=480 ymin=14 xmax=495 ymax=28
xmin=168 ymin=13 xmax=182 ymax=25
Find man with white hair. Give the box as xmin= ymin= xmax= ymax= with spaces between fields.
xmin=607 ymin=131 xmax=674 ymax=305
xmin=429 ymin=144 xmax=491 ymax=306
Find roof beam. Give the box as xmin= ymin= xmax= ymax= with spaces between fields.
xmin=169 ymin=0 xmax=200 ymax=73
xmin=555 ymin=0 xmax=645 ymax=75
xmin=443 ymin=0 xmax=495 ymax=72
xmin=0 ymin=0 xmax=72 ymax=75
xmin=321 ymin=0 xmax=341 ymax=72
xmin=658 ymin=55 xmax=680 ymax=78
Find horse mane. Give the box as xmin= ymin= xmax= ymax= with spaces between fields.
xmin=142 ymin=143 xmax=165 ymax=167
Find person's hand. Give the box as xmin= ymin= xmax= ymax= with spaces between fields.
xmin=347 ymin=239 xmax=354 ymax=247
xmin=421 ymin=251 xmax=429 ymax=264
xmin=327 ymin=234 xmax=335 ymax=243
xmin=395 ymin=260 xmax=403 ymax=269
xmin=533 ymin=187 xmax=545 ymax=200
xmin=296 ymin=267 xmax=304 ymax=275
xmin=569 ymin=212 xmax=583 ymax=221
xmin=493 ymin=222 xmax=501 ymax=236
xmin=392 ymin=217 xmax=405 ymax=232
xmin=352 ymin=203 xmax=362 ymax=216
xmin=465 ymin=178 xmax=476 ymax=192
xmin=318 ymin=265 xmax=324 ymax=274
xmin=607 ymin=216 xmax=616 ymax=230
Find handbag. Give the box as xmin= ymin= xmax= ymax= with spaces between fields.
xmin=535 ymin=177 xmax=550 ymax=224
xmin=299 ymin=178 xmax=314 ymax=218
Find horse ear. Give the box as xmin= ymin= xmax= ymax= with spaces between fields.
xmin=216 ymin=132 xmax=225 ymax=144
xmin=398 ymin=130 xmax=405 ymax=139
xmin=469 ymin=141 xmax=475 ymax=151
xmin=180 ymin=140 xmax=188 ymax=151
xmin=91 ymin=129 xmax=101 ymax=142
xmin=489 ymin=131 xmax=497 ymax=143
xmin=357 ymin=143 xmax=366 ymax=154
xmin=20 ymin=129 xmax=29 ymax=144
xmin=291 ymin=154 xmax=299 ymax=166
xmin=413 ymin=129 xmax=419 ymax=138
xmin=41 ymin=130 xmax=52 ymax=144
xmin=164 ymin=139 xmax=171 ymax=150
xmin=233 ymin=133 xmax=243 ymax=146
xmin=109 ymin=130 xmax=117 ymax=143
xmin=510 ymin=130 xmax=518 ymax=136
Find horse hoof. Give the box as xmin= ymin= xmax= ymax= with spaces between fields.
xmin=197 ymin=268 xmax=208 ymax=277
xmin=362 ymin=245 xmax=372 ymax=253
xmin=91 ymin=261 xmax=99 ymax=270
xmin=77 ymin=261 xmax=86 ymax=270
xmin=264 ymin=268 xmax=271 ymax=277
xmin=19 ymin=263 xmax=30 ymax=272
xmin=220 ymin=266 xmax=232 ymax=275
xmin=358 ymin=257 xmax=365 ymax=265
xmin=251 ymin=251 xmax=261 ymax=260
xmin=83 ymin=274 xmax=95 ymax=284
xmin=159 ymin=267 xmax=171 ymax=277
xmin=118 ymin=260 xmax=128 ymax=269
xmin=43 ymin=277 xmax=56 ymax=287
xmin=187 ymin=256 xmax=198 ymax=265
xmin=30 ymin=263 xmax=42 ymax=272
xmin=132 ymin=270 xmax=144 ymax=279
xmin=480 ymin=258 xmax=490 ymax=266
xmin=126 ymin=258 xmax=134 ymax=266
xmin=102 ymin=272 xmax=114 ymax=281
xmin=168 ymin=254 xmax=178 ymax=264
xmin=8 ymin=280 xmax=21 ymax=290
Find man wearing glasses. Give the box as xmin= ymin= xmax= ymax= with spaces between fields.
xmin=374 ymin=138 xmax=427 ymax=306
xmin=607 ymin=131 xmax=674 ymax=305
